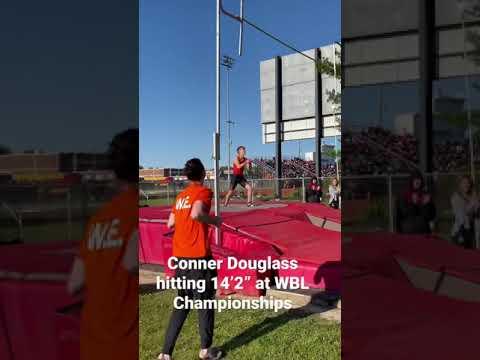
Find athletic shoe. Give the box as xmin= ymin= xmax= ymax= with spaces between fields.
xmin=157 ymin=354 xmax=172 ymax=360
xmin=247 ymin=202 xmax=255 ymax=208
xmin=199 ymin=347 xmax=223 ymax=360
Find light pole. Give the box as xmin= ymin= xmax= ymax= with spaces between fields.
xmin=221 ymin=55 xmax=235 ymax=182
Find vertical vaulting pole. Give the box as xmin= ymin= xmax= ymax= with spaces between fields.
xmin=275 ymin=56 xmax=283 ymax=198
xmin=214 ymin=0 xmax=221 ymax=245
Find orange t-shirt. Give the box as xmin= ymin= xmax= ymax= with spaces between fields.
xmin=172 ymin=183 xmax=212 ymax=258
xmin=78 ymin=186 xmax=138 ymax=360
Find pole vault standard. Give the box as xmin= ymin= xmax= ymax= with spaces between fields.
xmin=214 ymin=0 xmax=221 ymax=246
xmin=214 ymin=0 xmax=244 ymax=246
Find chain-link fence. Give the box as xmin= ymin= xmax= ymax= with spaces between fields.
xmin=139 ymin=177 xmax=338 ymax=206
xmin=342 ymin=173 xmax=476 ymax=242
xmin=141 ymin=173 xmax=473 ymax=242
xmin=0 ymin=182 xmax=117 ymax=244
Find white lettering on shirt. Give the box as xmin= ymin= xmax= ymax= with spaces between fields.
xmin=175 ymin=195 xmax=192 ymax=210
xmin=87 ymin=218 xmax=123 ymax=250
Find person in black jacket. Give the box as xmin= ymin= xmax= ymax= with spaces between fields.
xmin=397 ymin=173 xmax=436 ymax=234
xmin=306 ymin=177 xmax=322 ymax=203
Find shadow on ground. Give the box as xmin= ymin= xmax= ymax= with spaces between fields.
xmin=219 ymin=306 xmax=314 ymax=355
xmin=139 ymin=283 xmax=159 ymax=294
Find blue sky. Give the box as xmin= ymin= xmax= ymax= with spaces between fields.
xmin=1 ymin=0 xmax=137 ymax=154
xmin=140 ymin=0 xmax=340 ymax=168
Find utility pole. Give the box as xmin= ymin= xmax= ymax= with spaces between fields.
xmin=222 ymin=55 xmax=235 ymax=181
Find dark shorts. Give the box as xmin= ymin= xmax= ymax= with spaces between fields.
xmin=230 ymin=175 xmax=248 ymax=190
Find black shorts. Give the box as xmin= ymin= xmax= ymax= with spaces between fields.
xmin=230 ymin=175 xmax=248 ymax=190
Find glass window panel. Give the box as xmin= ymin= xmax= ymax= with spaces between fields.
xmin=433 ymin=77 xmax=471 ymax=172
xmin=342 ymin=81 xmax=419 ymax=176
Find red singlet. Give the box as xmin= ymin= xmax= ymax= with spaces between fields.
xmin=233 ymin=157 xmax=246 ymax=176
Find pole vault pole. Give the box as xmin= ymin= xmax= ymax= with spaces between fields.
xmin=214 ymin=0 xmax=221 ymax=245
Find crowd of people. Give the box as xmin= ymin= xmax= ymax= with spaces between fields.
xmin=342 ymin=126 xmax=480 ymax=175
xmin=395 ymin=172 xmax=479 ymax=249
xmin=433 ymin=141 xmax=469 ymax=173
xmin=248 ymin=126 xmax=480 ymax=178
xmin=305 ymin=176 xmax=341 ymax=208
xmin=343 ymin=127 xmax=418 ymax=176
xmin=253 ymin=157 xmax=338 ymax=178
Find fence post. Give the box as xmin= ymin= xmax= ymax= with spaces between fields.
xmin=166 ymin=183 xmax=170 ymax=204
xmin=275 ymin=179 xmax=282 ymax=200
xmin=18 ymin=212 xmax=24 ymax=242
xmin=302 ymin=178 xmax=306 ymax=203
xmin=388 ymin=175 xmax=394 ymax=232
xmin=67 ymin=189 xmax=72 ymax=241
xmin=81 ymin=183 xmax=88 ymax=228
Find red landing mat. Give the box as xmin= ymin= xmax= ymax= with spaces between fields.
xmin=0 ymin=242 xmax=78 ymax=360
xmin=290 ymin=203 xmax=341 ymax=223
xmin=221 ymin=210 xmax=294 ymax=231
xmin=0 ymin=241 xmax=76 ymax=277
xmin=139 ymin=206 xmax=170 ymax=221
xmin=140 ymin=205 xmax=341 ymax=292
xmin=348 ymin=232 xmax=480 ymax=284
xmin=343 ymin=274 xmax=480 ymax=360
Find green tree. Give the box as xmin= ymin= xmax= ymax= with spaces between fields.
xmin=318 ymin=45 xmax=341 ymax=178
xmin=324 ymin=148 xmax=341 ymax=161
xmin=318 ymin=46 xmax=341 ymax=122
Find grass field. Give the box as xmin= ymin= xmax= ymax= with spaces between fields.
xmin=139 ymin=198 xmax=173 ymax=207
xmin=140 ymin=291 xmax=340 ymax=360
xmin=0 ymin=221 xmax=85 ymax=244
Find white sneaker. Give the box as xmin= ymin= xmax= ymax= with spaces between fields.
xmin=199 ymin=347 xmax=223 ymax=360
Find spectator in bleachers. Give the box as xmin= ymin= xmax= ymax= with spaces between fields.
xmin=252 ymin=156 xmax=339 ymax=179
xmin=306 ymin=177 xmax=322 ymax=203
xmin=451 ymin=175 xmax=479 ymax=249
xmin=397 ymin=173 xmax=436 ymax=234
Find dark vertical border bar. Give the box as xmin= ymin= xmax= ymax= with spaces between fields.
xmin=418 ymin=0 xmax=434 ymax=173
xmin=315 ymin=48 xmax=323 ymax=177
xmin=275 ymin=56 xmax=283 ymax=198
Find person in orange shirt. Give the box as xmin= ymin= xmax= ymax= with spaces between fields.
xmin=67 ymin=129 xmax=139 ymax=360
xmin=158 ymin=158 xmax=223 ymax=360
